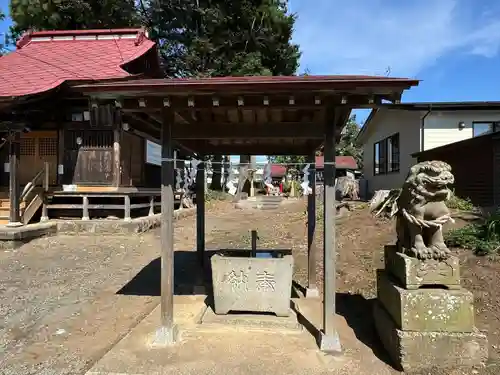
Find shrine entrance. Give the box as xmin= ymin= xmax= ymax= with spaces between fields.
xmin=74 ymin=75 xmax=419 ymax=351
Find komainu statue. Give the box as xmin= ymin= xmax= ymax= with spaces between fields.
xmin=396 ymin=160 xmax=455 ymax=260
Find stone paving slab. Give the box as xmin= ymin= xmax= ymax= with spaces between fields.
xmin=86 ymin=297 xmax=397 ymax=375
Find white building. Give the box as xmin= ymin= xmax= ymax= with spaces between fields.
xmin=357 ymin=102 xmax=500 ymax=196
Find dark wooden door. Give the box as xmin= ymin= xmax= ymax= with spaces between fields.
xmin=64 ymin=130 xmax=114 ymax=185
xmin=19 ymin=131 xmax=58 ymax=186
xmin=494 ymin=138 xmax=500 ymax=207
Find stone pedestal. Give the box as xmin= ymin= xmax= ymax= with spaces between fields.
xmin=384 ymin=245 xmax=461 ymax=289
xmin=374 ymin=245 xmax=488 ymax=372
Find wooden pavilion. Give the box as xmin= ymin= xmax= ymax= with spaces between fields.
xmin=74 ymin=75 xmax=419 ymax=351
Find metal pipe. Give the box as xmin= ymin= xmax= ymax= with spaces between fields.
xmin=421 ymin=107 xmax=432 ymax=151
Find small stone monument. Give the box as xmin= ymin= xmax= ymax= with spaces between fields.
xmin=373 ymin=161 xmax=488 ymax=372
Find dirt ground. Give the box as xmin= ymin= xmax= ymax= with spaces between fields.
xmin=256 ymin=199 xmax=500 ymax=375
xmin=0 ymin=198 xmax=499 ymax=374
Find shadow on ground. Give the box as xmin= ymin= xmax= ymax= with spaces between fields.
xmin=291 ymin=286 xmax=397 ymax=371
xmin=117 ymin=253 xmax=396 ymax=369
xmin=117 ymin=249 xmax=298 ymax=297
xmin=117 ymin=250 xmax=213 ymax=296
xmin=336 ymin=292 xmax=398 ymax=371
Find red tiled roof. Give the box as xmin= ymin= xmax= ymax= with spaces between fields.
xmin=315 ymin=155 xmax=358 ymax=170
xmin=271 ymin=165 xmax=287 ymax=177
xmin=0 ymin=28 xmax=156 ymax=98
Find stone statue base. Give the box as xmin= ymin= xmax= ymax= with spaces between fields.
xmin=374 ymin=245 xmax=488 ymax=372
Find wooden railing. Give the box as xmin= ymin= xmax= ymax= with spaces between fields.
xmin=21 ymin=162 xmax=49 ymax=200
xmin=47 ymin=191 xmax=167 ymax=221
xmin=21 ymin=162 xmax=50 ymax=224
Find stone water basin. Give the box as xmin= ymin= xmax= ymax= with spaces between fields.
xmin=211 ymin=249 xmax=293 ymax=317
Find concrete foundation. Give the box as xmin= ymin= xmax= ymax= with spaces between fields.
xmin=384 ymin=245 xmax=460 ymax=290
xmin=0 ymin=221 xmax=57 ymax=249
xmin=211 ymin=253 xmax=293 ymax=317
xmin=373 ymin=301 xmax=488 ymax=372
xmin=199 ymin=306 xmax=302 ymax=333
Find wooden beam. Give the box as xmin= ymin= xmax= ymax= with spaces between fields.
xmin=196 ymin=163 xmax=205 ymax=266
xmin=117 ymin=94 xmax=385 ymax=112
xmin=319 ymin=106 xmax=341 ymax=353
xmin=8 ymin=132 xmax=21 ymax=226
xmin=306 ymin=151 xmax=319 ymax=298
xmin=157 ymin=108 xmax=178 ymax=345
xmin=126 ymin=112 xmax=161 ymax=132
xmin=172 ymin=122 xmax=325 ymax=139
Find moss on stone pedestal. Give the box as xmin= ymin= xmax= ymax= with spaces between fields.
xmin=373 ymin=301 xmax=488 ymax=372
xmin=377 ymin=270 xmax=474 ymax=332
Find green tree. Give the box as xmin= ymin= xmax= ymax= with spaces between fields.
xmin=268 ymin=155 xmax=305 ymax=168
xmin=140 ymin=0 xmax=300 ymax=78
xmin=337 ymin=114 xmax=363 ymax=169
xmin=0 ymin=11 xmax=5 ymax=55
xmin=268 ymin=115 xmax=363 ymax=170
xmin=9 ymin=0 xmax=140 ymax=40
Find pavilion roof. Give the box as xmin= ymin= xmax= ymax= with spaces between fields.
xmin=73 ymin=75 xmax=419 ymax=156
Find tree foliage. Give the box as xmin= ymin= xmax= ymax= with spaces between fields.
xmin=9 ymin=0 xmax=139 ymax=40
xmin=268 ymin=155 xmax=305 ymax=168
xmin=139 ymin=0 xmax=300 ymax=78
xmin=337 ymin=114 xmax=363 ymax=169
xmin=268 ymin=114 xmax=363 ymax=169
xmin=0 ymin=11 xmax=5 ymax=55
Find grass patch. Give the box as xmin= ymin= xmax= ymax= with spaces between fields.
xmin=447 ymin=190 xmax=475 ymax=211
xmin=445 ymin=212 xmax=500 ymax=255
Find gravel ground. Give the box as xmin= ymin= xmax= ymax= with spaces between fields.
xmin=0 ymin=201 xmax=301 ymax=375
xmin=0 ymin=208 xmax=200 ymax=375
xmin=1 ymin=198 xmax=499 ymax=375
xmin=256 ymin=200 xmax=500 ymax=375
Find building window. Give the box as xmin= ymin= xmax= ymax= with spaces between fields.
xmin=473 ymin=122 xmax=500 ymax=137
xmin=387 ymin=133 xmax=400 ymax=172
xmin=373 ymin=133 xmax=400 ymax=175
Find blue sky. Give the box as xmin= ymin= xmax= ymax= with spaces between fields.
xmin=290 ymin=0 xmax=500 ymax=123
xmin=3 ymin=0 xmax=500 ymax=163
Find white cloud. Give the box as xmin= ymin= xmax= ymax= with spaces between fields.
xmin=289 ymin=0 xmax=500 ymax=77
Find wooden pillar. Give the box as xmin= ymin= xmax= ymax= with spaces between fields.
xmin=40 ymin=162 xmax=49 ymax=222
xmin=306 ymin=151 xmax=319 ymax=298
xmin=319 ymin=109 xmax=341 ymax=353
xmin=8 ymin=132 xmax=21 ymax=226
xmin=149 ymin=196 xmax=155 ymax=216
xmin=57 ymin=128 xmax=65 ymax=185
xmin=251 ymin=230 xmax=257 ymax=258
xmin=155 ymin=110 xmax=177 ymax=345
xmin=82 ymin=196 xmax=89 ymax=220
xmin=196 ymin=162 xmax=205 ymax=266
xmin=113 ymin=127 xmax=121 ymax=187
xmin=123 ymin=195 xmax=131 ymax=221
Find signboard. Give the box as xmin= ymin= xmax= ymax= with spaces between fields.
xmin=146 ymin=140 xmax=161 ymax=166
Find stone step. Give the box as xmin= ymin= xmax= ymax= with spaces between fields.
xmin=236 ymin=196 xmax=284 ymax=210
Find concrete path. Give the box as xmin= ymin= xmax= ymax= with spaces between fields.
xmin=85 ymin=296 xmax=397 ymax=375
